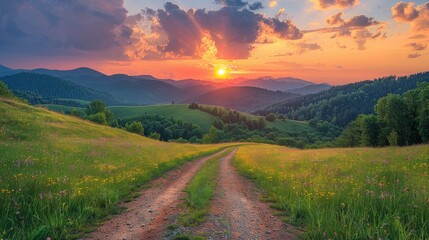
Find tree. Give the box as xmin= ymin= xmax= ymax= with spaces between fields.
xmin=125 ymin=121 xmax=144 ymax=135
xmin=265 ymin=113 xmax=276 ymax=122
xmin=361 ymin=115 xmax=380 ymax=147
xmin=148 ymin=132 xmax=161 ymax=140
xmin=203 ymin=126 xmax=218 ymax=143
xmin=387 ymin=130 xmax=399 ymax=146
xmin=0 ymin=81 xmax=13 ymax=98
xmin=70 ymin=108 xmax=81 ymax=117
xmin=87 ymin=112 xmax=108 ymax=125
xmin=86 ymin=100 xmax=105 ymax=115
xmin=375 ymin=94 xmax=411 ymax=145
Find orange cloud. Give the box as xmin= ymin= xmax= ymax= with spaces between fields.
xmin=312 ymin=0 xmax=359 ymax=9
xmin=392 ymin=2 xmax=429 ymax=32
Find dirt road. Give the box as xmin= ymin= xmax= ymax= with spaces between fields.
xmin=83 ymin=149 xmax=228 ymax=240
xmin=177 ymin=149 xmax=298 ymax=240
xmin=85 ymin=148 xmax=298 ymax=239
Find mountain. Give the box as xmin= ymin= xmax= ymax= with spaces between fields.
xmin=183 ymin=86 xmax=299 ymax=112
xmin=235 ymin=77 xmax=315 ymax=92
xmin=0 ymin=65 xmax=322 ymax=105
xmin=287 ymin=83 xmax=332 ymax=95
xmin=259 ymin=72 xmax=429 ymax=127
xmin=0 ymin=72 xmax=122 ymax=105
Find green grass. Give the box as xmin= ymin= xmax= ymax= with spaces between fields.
xmin=180 ymin=149 xmax=231 ymax=226
xmin=233 ymin=144 xmax=429 ymax=239
xmin=0 ymin=98 xmax=232 ymax=239
xmin=40 ymin=104 xmax=85 ymax=114
xmin=108 ymin=105 xmax=216 ymax=132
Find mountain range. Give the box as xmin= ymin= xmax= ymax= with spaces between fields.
xmin=0 ymin=65 xmax=330 ymax=111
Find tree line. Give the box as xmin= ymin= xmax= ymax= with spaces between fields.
xmin=337 ymin=83 xmax=429 ymax=147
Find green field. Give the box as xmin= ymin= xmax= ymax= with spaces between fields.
xmin=0 ymin=98 xmax=230 ymax=239
xmin=41 ymin=103 xmax=318 ymax=137
xmin=40 ymin=104 xmax=85 ymax=114
xmin=108 ymin=105 xmax=216 ymax=132
xmin=233 ymin=144 xmax=429 ymax=239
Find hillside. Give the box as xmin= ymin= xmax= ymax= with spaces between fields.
xmin=109 ymin=105 xmax=216 ymax=132
xmin=0 ymin=97 xmax=230 ymax=239
xmin=1 ymin=72 xmax=122 ymax=105
xmin=287 ymin=83 xmax=332 ymax=95
xmin=261 ymin=72 xmax=429 ymax=127
xmin=184 ymin=86 xmax=299 ymax=112
xmin=236 ymin=77 xmax=315 ymax=91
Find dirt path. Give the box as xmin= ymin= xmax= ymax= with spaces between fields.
xmin=83 ymin=149 xmax=228 ymax=240
xmin=178 ymin=149 xmax=299 ymax=240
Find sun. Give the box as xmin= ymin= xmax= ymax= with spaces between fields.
xmin=216 ymin=68 xmax=226 ymax=77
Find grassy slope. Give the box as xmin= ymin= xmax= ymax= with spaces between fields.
xmin=0 ymin=98 xmax=230 ymax=239
xmin=42 ymin=103 xmax=317 ymax=137
xmin=108 ymin=105 xmax=215 ymax=132
xmin=233 ymin=144 xmax=429 ymax=239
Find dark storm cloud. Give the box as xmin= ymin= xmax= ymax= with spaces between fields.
xmin=0 ymin=0 xmax=131 ymax=55
xmin=140 ymin=2 xmax=302 ymax=59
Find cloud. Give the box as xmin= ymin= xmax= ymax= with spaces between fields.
xmin=0 ymin=0 xmax=131 ymax=55
xmin=307 ymin=13 xmax=384 ymax=50
xmin=312 ymin=0 xmax=359 ymax=9
xmin=214 ymin=0 xmax=264 ymax=10
xmin=408 ymin=52 xmax=421 ymax=58
xmin=133 ymin=2 xmax=302 ymax=60
xmin=326 ymin=13 xmax=345 ymax=25
xmin=392 ymin=2 xmax=429 ymax=31
xmin=405 ymin=42 xmax=427 ymax=51
xmin=392 ymin=2 xmax=420 ymax=22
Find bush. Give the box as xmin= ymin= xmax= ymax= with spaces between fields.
xmin=0 ymin=81 xmax=14 ymax=98
xmin=265 ymin=113 xmax=276 ymax=122
xmin=87 ymin=112 xmax=108 ymax=125
xmin=125 ymin=121 xmax=144 ymax=135
xmin=148 ymin=132 xmax=161 ymax=140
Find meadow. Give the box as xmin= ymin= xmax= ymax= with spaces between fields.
xmin=0 ymin=98 xmax=230 ymax=239
xmin=233 ymin=144 xmax=429 ymax=239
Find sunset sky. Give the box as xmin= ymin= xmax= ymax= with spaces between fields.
xmin=0 ymin=0 xmax=428 ymax=84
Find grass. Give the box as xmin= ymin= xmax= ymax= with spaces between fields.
xmin=0 ymin=98 xmax=232 ymax=239
xmin=108 ymin=105 xmax=216 ymax=132
xmin=40 ymin=104 xmax=85 ymax=114
xmin=233 ymin=144 xmax=429 ymax=239
xmin=180 ymin=150 xmax=231 ymax=226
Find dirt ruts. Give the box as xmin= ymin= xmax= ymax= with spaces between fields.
xmin=84 ymin=148 xmax=298 ymax=240
xmin=83 ymin=149 xmax=228 ymax=240
xmin=177 ymin=149 xmax=298 ymax=240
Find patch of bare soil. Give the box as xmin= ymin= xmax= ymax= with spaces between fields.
xmin=82 ymin=149 xmax=227 ymax=240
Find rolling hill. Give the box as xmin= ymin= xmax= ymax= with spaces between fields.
xmin=183 ymin=86 xmax=299 ymax=112
xmin=1 ymin=72 xmax=122 ymax=105
xmin=260 ymin=71 xmax=429 ymax=127
xmin=109 ymin=105 xmax=216 ymax=132
xmin=0 ymin=96 xmax=229 ymax=239
xmin=236 ymin=77 xmax=316 ymax=91
xmin=0 ymin=66 xmax=328 ymax=107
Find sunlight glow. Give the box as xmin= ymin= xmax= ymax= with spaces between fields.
xmin=217 ymin=68 xmax=226 ymax=77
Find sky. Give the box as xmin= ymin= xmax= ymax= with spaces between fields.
xmin=0 ymin=0 xmax=428 ymax=85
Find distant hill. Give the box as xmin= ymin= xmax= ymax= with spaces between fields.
xmin=287 ymin=83 xmax=332 ymax=95
xmin=236 ymin=77 xmax=316 ymax=92
xmin=183 ymin=86 xmax=299 ymax=112
xmin=260 ymin=72 xmax=429 ymax=127
xmin=0 ymin=65 xmax=325 ymax=105
xmin=1 ymin=72 xmax=122 ymax=105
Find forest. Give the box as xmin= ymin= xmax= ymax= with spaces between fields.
xmin=337 ymin=83 xmax=429 ymax=147
xmin=260 ymin=72 xmax=429 ymax=127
